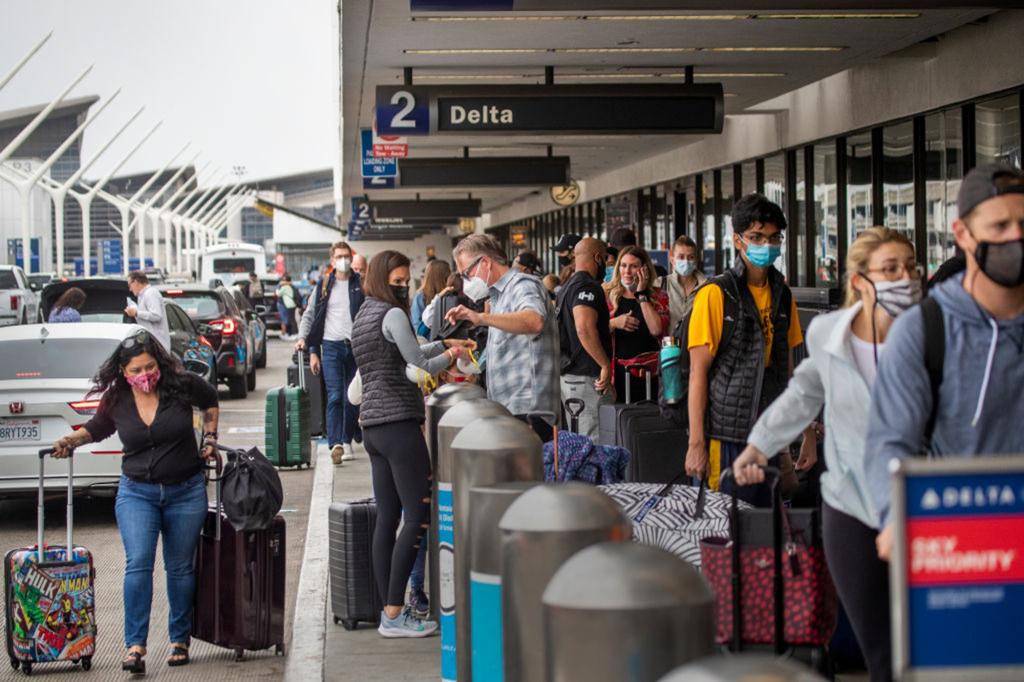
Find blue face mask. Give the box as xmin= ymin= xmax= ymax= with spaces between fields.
xmin=603 ymin=266 xmax=613 ymax=283
xmin=674 ymin=260 xmax=697 ymax=277
xmin=744 ymin=243 xmax=782 ymax=269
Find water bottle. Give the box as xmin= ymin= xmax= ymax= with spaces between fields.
xmin=659 ymin=337 xmax=683 ymax=405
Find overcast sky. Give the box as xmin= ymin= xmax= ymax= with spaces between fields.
xmin=0 ymin=0 xmax=336 ymax=184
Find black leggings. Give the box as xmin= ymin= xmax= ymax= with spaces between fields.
xmin=822 ymin=503 xmax=892 ymax=682
xmin=364 ymin=419 xmax=432 ymax=607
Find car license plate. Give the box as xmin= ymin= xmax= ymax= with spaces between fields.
xmin=0 ymin=418 xmax=41 ymax=443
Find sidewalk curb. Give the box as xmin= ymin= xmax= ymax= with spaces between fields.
xmin=284 ymin=445 xmax=333 ymax=682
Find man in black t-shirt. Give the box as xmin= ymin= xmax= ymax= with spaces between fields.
xmin=556 ymin=238 xmax=614 ymax=438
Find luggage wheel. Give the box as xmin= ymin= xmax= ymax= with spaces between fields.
xmin=234 ymin=647 xmax=245 ymax=662
xmin=341 ymin=619 xmax=358 ymax=631
xmin=275 ymin=644 xmax=285 ymax=656
xmin=81 ymin=657 xmax=92 ymax=671
xmin=21 ymin=661 xmax=31 ymax=675
xmin=9 ymin=659 xmax=18 ymax=670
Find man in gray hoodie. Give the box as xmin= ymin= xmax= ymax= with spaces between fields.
xmin=867 ymin=163 xmax=1024 ymax=560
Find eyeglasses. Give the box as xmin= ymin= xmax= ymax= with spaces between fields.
xmin=742 ymin=232 xmax=785 ymax=246
xmin=459 ymin=256 xmax=484 ymax=279
xmin=865 ymin=262 xmax=925 ymax=280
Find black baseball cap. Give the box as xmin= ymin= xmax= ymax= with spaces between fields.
xmin=553 ymin=234 xmax=582 ymax=253
xmin=516 ymin=252 xmax=542 ymax=273
xmin=957 ymin=163 xmax=1024 ymax=218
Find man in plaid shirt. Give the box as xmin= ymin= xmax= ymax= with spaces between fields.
xmin=447 ymin=234 xmax=560 ymax=441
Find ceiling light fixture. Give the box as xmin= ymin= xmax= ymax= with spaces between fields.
xmin=411 ymin=13 xmax=918 ymax=22
xmin=404 ymin=47 xmax=843 ymax=55
xmin=409 ymin=72 xmax=785 ymax=81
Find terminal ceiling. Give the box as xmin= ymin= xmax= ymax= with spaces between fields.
xmin=342 ymin=1 xmax=997 ymax=224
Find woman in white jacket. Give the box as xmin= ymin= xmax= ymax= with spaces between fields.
xmin=732 ymin=227 xmax=921 ymax=682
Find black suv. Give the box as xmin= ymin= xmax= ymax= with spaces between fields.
xmin=157 ymin=284 xmax=255 ymax=399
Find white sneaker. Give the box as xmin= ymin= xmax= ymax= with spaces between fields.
xmin=330 ymin=444 xmax=345 ymax=466
xmin=341 ymin=443 xmax=356 ymax=461
xmin=378 ymin=607 xmax=438 ymax=639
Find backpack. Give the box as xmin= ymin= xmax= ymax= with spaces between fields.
xmin=220 ymin=446 xmax=285 ymax=531
xmin=920 ymin=296 xmax=945 ymax=448
xmin=658 ymin=276 xmax=739 ymax=427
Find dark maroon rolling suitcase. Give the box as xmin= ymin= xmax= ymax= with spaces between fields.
xmin=192 ymin=460 xmax=286 ymax=661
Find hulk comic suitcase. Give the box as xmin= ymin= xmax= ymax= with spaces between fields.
xmin=4 ymin=448 xmax=96 ymax=675
xmin=192 ymin=456 xmax=286 ymax=660
xmin=265 ymin=351 xmax=312 ymax=468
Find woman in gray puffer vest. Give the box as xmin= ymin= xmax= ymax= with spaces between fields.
xmin=351 ymin=250 xmax=475 ymax=638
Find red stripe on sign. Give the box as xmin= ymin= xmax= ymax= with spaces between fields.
xmin=908 ymin=516 xmax=1024 ymax=586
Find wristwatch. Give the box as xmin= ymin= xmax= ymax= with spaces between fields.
xmin=637 ymin=294 xmax=650 ymax=303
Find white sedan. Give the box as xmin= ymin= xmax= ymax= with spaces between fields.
xmin=0 ymin=322 xmax=134 ymax=497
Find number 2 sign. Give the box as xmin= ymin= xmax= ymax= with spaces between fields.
xmin=376 ymin=87 xmax=429 ymax=135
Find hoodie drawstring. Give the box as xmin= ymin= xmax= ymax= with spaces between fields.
xmin=971 ymin=317 xmax=1000 ymax=427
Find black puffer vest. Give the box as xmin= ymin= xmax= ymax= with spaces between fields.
xmin=351 ymin=298 xmax=424 ymax=427
xmin=706 ymin=261 xmax=792 ymax=443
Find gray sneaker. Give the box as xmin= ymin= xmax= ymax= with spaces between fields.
xmin=341 ymin=443 xmax=356 ymax=461
xmin=378 ymin=607 xmax=438 ymax=639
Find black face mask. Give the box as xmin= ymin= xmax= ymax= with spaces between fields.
xmin=974 ymin=237 xmax=1024 ymax=288
xmin=391 ymin=285 xmax=409 ymax=303
xmin=558 ymin=255 xmax=571 ymax=268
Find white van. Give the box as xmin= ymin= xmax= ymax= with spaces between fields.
xmin=200 ymin=242 xmax=267 ymax=287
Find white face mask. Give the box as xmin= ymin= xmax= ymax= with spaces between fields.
xmin=335 ymin=257 xmax=351 ymax=273
xmin=462 ymin=259 xmax=491 ymax=302
xmin=674 ymin=260 xmax=696 ymax=277
xmin=872 ymin=278 xmax=922 ymax=318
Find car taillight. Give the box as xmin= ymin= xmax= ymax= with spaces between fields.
xmin=211 ymin=318 xmax=237 ymax=335
xmin=10 ymin=296 xmax=18 ymax=310
xmin=166 ymin=289 xmax=184 ymax=295
xmin=69 ymin=399 xmax=101 ymax=415
xmin=198 ymin=335 xmax=213 ymax=349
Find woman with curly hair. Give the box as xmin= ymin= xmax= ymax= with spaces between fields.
xmin=603 ymin=245 xmax=669 ymax=400
xmin=50 ymin=330 xmax=219 ymax=673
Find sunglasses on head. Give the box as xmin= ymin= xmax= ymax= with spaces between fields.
xmin=120 ymin=330 xmax=153 ymax=350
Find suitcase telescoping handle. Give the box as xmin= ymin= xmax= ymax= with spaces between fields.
xmin=36 ymin=447 xmax=74 ymax=564
xmin=296 ymin=349 xmax=307 ymax=391
xmin=720 ymin=466 xmax=784 ymax=654
xmin=206 ymin=445 xmax=227 ymax=541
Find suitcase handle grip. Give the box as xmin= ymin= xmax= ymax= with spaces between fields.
xmin=36 ymin=447 xmax=75 ymax=563
xmin=296 ymin=349 xmax=306 ymax=391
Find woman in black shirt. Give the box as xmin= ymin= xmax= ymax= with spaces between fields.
xmin=52 ymin=330 xmax=219 ymax=673
xmin=603 ymin=246 xmax=670 ymax=401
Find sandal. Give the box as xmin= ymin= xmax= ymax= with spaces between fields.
xmin=122 ymin=647 xmax=146 ymax=674
xmin=167 ymin=643 xmax=190 ymax=667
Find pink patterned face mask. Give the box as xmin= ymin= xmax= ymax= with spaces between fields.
xmin=125 ymin=368 xmax=161 ymax=393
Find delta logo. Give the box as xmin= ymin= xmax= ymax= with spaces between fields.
xmin=919 ymin=485 xmax=1017 ymax=511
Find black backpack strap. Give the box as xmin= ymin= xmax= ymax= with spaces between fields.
xmin=921 ymin=296 xmax=945 ymax=447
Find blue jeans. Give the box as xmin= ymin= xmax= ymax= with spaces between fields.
xmin=321 ymin=339 xmax=359 ymax=446
xmin=115 ymin=473 xmax=208 ymax=648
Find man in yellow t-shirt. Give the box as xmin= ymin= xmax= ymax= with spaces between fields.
xmin=686 ymin=193 xmax=817 ymax=506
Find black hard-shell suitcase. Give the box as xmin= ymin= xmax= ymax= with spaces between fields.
xmin=192 ymin=458 xmax=286 ymax=660
xmin=288 ymin=352 xmax=326 ymax=437
xmin=329 ymin=499 xmax=382 ymax=630
xmin=598 ymin=367 xmax=687 ymax=484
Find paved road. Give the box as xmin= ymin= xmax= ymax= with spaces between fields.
xmin=0 ymin=336 xmax=314 ymax=680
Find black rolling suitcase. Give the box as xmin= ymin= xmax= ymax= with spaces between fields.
xmin=288 ymin=351 xmax=327 ymax=437
xmin=597 ymin=365 xmax=687 ymax=484
xmin=192 ymin=458 xmax=286 ymax=660
xmin=329 ymin=499 xmax=382 ymax=630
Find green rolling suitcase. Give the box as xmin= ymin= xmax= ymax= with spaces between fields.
xmin=265 ymin=351 xmax=312 ymax=468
